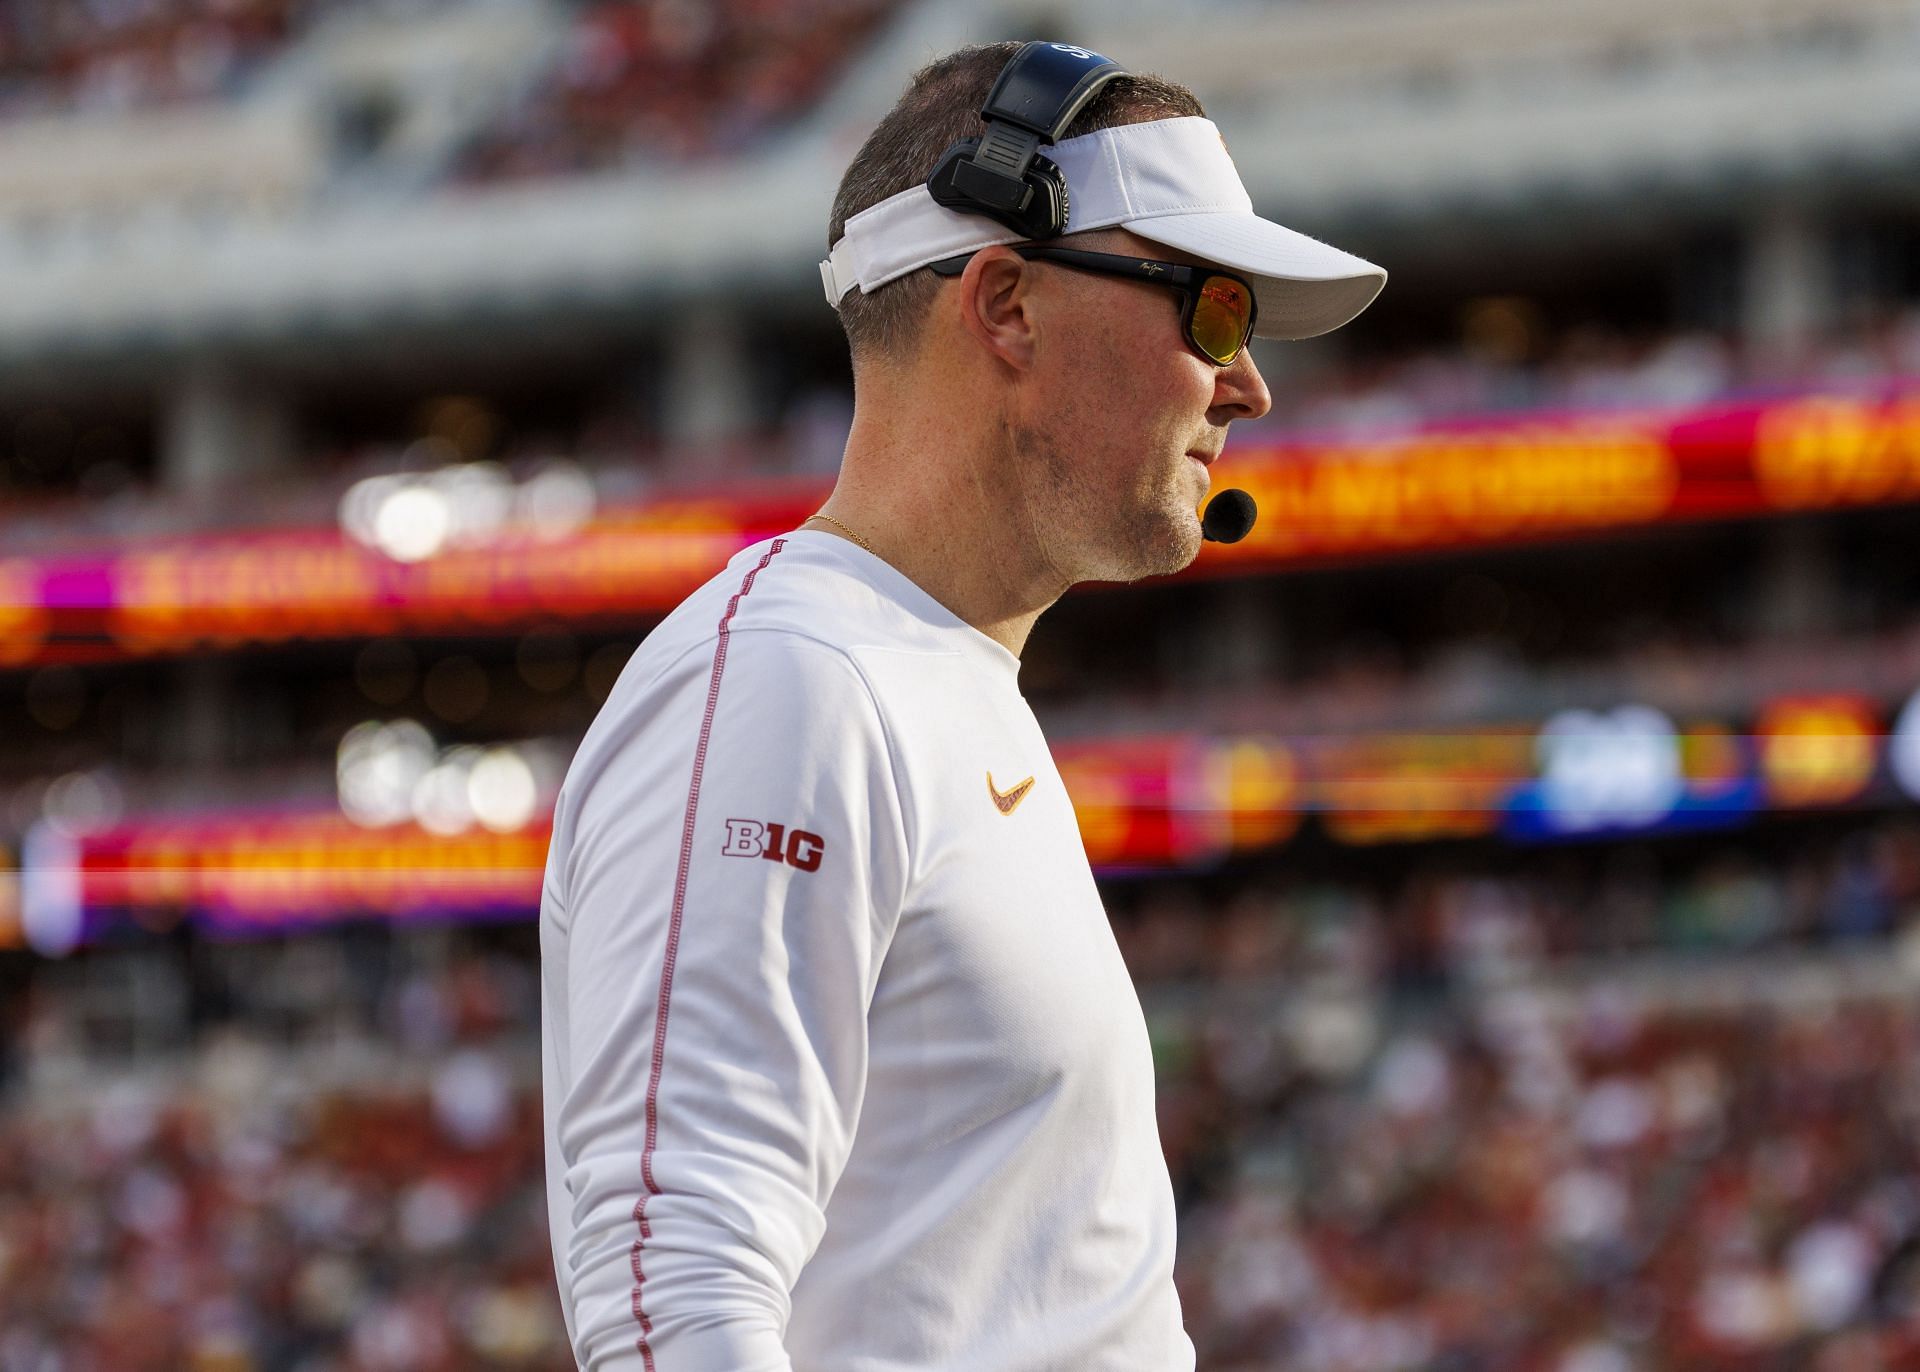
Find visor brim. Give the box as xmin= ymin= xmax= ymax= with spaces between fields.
xmin=1125 ymin=211 xmax=1387 ymax=342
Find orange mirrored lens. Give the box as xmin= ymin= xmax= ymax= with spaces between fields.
xmin=1192 ymin=277 xmax=1251 ymax=363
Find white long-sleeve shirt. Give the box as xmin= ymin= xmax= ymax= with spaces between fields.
xmin=540 ymin=528 xmax=1193 ymax=1372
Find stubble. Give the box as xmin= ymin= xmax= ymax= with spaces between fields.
xmin=1011 ymin=418 xmax=1202 ymax=585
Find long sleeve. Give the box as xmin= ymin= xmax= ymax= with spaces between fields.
xmin=550 ymin=629 xmax=910 ymax=1371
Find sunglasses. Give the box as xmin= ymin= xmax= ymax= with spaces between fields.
xmin=928 ymin=246 xmax=1259 ymax=366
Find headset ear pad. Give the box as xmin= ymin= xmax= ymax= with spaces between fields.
xmin=926 ymin=140 xmax=1072 ymax=240
xmin=1021 ymin=152 xmax=1070 ymax=240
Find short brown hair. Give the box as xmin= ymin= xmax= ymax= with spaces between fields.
xmin=827 ymin=42 xmax=1205 ymax=365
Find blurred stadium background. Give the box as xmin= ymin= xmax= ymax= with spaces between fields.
xmin=4 ymin=0 xmax=1920 ymax=1368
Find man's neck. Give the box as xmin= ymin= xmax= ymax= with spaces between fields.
xmin=811 ymin=403 xmax=1068 ymax=660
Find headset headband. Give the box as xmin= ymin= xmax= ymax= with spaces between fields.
xmin=925 ymin=41 xmax=1126 ymax=239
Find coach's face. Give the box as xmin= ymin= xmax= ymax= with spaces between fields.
xmin=1012 ymin=228 xmax=1272 ymax=585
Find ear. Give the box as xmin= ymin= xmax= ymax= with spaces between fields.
xmin=954 ymin=247 xmax=1039 ymax=372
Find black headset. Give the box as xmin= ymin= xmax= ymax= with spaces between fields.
xmin=926 ymin=42 xmax=1126 ymax=240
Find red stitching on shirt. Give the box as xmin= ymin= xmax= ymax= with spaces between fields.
xmin=631 ymin=537 xmax=787 ymax=1369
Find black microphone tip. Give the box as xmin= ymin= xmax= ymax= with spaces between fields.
xmin=1201 ymin=488 xmax=1257 ymax=544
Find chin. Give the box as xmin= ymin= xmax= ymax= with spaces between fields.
xmin=1167 ymin=513 xmax=1206 ymax=571
xmin=1114 ymin=507 xmax=1203 ymax=583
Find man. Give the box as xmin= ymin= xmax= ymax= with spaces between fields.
xmin=540 ymin=41 xmax=1384 ymax=1372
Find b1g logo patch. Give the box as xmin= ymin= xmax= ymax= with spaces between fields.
xmin=721 ymin=819 xmax=825 ymax=873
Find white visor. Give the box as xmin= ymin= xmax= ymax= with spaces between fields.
xmin=820 ymin=116 xmax=1386 ymax=342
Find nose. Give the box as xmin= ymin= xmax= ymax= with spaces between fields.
xmin=1210 ymin=345 xmax=1272 ymax=422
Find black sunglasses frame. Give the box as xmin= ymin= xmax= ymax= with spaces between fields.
xmin=927 ymin=246 xmax=1259 ymax=366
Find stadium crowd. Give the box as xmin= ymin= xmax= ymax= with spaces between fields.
xmin=1 ymin=950 xmax=557 ymax=1372
xmin=0 ymin=0 xmax=307 ymax=117
xmin=1113 ymin=819 xmax=1920 ymax=988
xmin=4 ymin=817 xmax=1920 ymax=1368
xmin=0 ymin=0 xmax=896 ymax=132
xmin=1242 ymin=301 xmax=1920 ymax=442
xmin=1168 ymin=990 xmax=1920 ymax=1371
xmin=455 ymin=0 xmax=900 ymax=178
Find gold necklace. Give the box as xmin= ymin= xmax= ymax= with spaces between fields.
xmin=803 ymin=512 xmax=873 ymax=554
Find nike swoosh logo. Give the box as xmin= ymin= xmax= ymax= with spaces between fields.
xmin=987 ymin=771 xmax=1035 ymax=815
